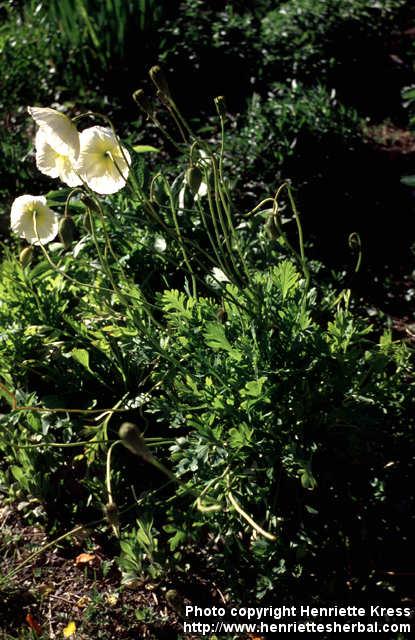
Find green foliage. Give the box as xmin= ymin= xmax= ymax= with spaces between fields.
xmin=147 ymin=266 xmax=413 ymax=598
xmin=260 ymin=0 xmax=407 ymax=82
xmin=1 ymin=138 xmax=412 ymax=597
xmin=400 ymin=85 xmax=415 ymax=187
xmin=0 ymin=0 xmax=414 ymax=605
xmin=159 ymin=0 xmax=411 ymax=115
xmin=226 ymin=83 xmax=362 ymax=199
xmin=118 ymin=518 xmax=164 ymax=583
xmin=42 ymin=0 xmax=164 ymax=69
xmin=0 ymin=5 xmax=57 ymax=210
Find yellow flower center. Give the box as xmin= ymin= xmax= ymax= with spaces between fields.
xmin=27 ymin=203 xmax=46 ymax=227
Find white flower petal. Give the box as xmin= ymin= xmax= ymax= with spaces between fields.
xmin=212 ymin=267 xmax=230 ymax=283
xmin=58 ymin=160 xmax=83 ymax=188
xmin=11 ymin=195 xmax=59 ymax=245
xmin=77 ymin=126 xmax=131 ymax=195
xmin=195 ymin=180 xmax=208 ymax=201
xmin=154 ymin=237 xmax=167 ymax=252
xmin=178 ymin=182 xmax=186 ymax=212
xmin=198 ymin=148 xmax=211 ymax=169
xmin=35 ymin=130 xmax=82 ymax=187
xmin=28 ymin=106 xmax=80 ymax=159
xmin=35 ymin=130 xmax=60 ymax=178
xmin=179 ymin=175 xmax=208 ymax=208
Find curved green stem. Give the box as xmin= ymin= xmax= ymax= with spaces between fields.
xmin=244 ymin=197 xmax=275 ymax=217
xmin=12 ymin=439 xmax=112 ymax=449
xmin=64 ymin=187 xmax=84 ymax=218
xmin=227 ymin=491 xmax=277 ymax=542
xmin=286 ymin=182 xmax=310 ymax=291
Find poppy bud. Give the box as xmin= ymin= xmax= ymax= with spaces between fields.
xmin=216 ymin=306 xmax=228 ymax=323
xmin=132 ymin=89 xmax=154 ymax=117
xmin=118 ymin=422 xmax=152 ymax=462
xmin=59 ymin=216 xmax=75 ymax=250
xmin=82 ymin=212 xmax=92 ymax=233
xmin=348 ymin=232 xmax=361 ymax=251
xmin=186 ymin=166 xmax=203 ymax=196
xmin=214 ymin=96 xmax=227 ymax=119
xmin=19 ymin=246 xmax=34 ymax=268
xmin=81 ymin=194 xmax=100 ymax=213
xmin=265 ymin=215 xmax=279 ymax=240
xmin=149 ymin=65 xmax=171 ymax=99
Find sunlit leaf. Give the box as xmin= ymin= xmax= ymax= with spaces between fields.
xmin=132 ymin=144 xmax=160 ymax=153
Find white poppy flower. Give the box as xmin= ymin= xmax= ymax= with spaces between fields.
xmin=206 ymin=266 xmax=231 ymax=290
xmin=28 ymin=106 xmax=80 ymax=159
xmin=11 ymin=195 xmax=59 ymax=245
xmin=178 ymin=177 xmax=208 ymax=212
xmin=76 ymin=126 xmax=131 ymax=195
xmin=212 ymin=267 xmax=230 ymax=283
xmin=154 ymin=237 xmax=167 ymax=252
xmin=35 ymin=130 xmax=82 ymax=187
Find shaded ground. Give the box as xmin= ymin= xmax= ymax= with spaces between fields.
xmin=0 ymin=501 xmax=241 ymax=640
xmin=1 ymin=498 xmax=414 ymax=639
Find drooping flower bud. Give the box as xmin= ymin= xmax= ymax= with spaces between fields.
xmin=149 ymin=65 xmax=171 ymax=99
xmin=348 ymin=232 xmax=361 ymax=251
xmin=82 ymin=212 xmax=92 ymax=233
xmin=132 ymin=89 xmax=154 ymax=118
xmin=186 ymin=166 xmax=203 ymax=196
xmin=19 ymin=246 xmax=34 ymax=268
xmin=118 ymin=422 xmax=152 ymax=462
xmin=81 ymin=194 xmax=100 ymax=214
xmin=265 ymin=214 xmax=279 ymax=240
xmin=214 ymin=96 xmax=227 ymax=119
xmin=59 ymin=216 xmax=75 ymax=250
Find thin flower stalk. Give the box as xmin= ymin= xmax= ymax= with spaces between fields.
xmin=204 ymin=165 xmax=235 ymax=278
xmin=210 ymin=159 xmax=242 ymax=283
xmin=211 ymin=156 xmax=251 ymax=283
xmin=161 ymin=176 xmax=197 ymax=297
xmin=195 ymin=198 xmax=229 ymax=275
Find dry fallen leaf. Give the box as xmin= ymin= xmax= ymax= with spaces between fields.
xmin=76 ymin=595 xmax=91 ymax=609
xmin=26 ymin=613 xmax=42 ymax=635
xmin=75 ymin=552 xmax=96 ymax=565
